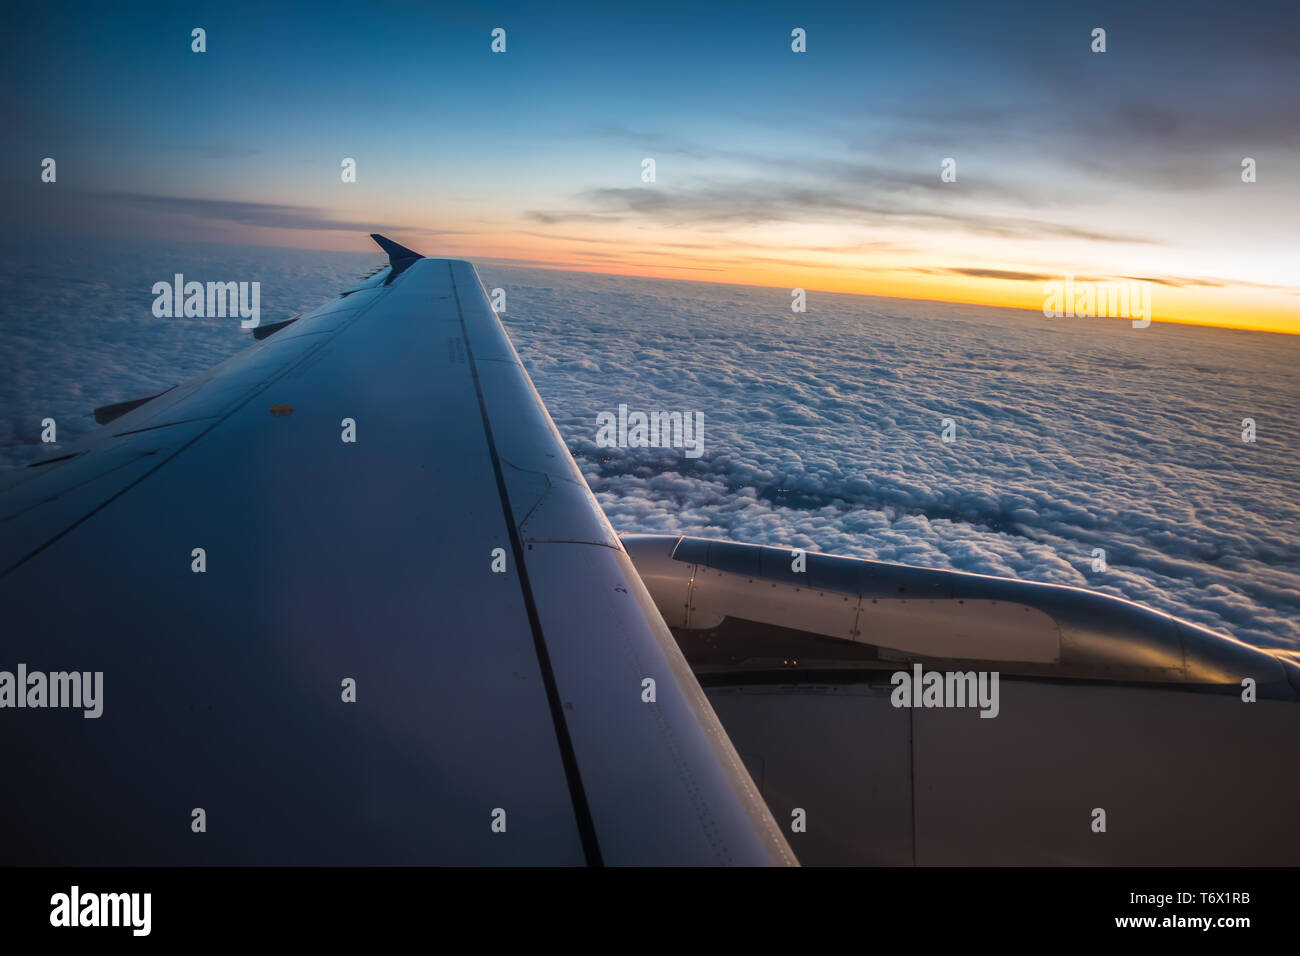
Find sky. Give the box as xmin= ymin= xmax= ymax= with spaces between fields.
xmin=4 ymin=0 xmax=1298 ymax=332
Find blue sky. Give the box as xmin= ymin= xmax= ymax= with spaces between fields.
xmin=5 ymin=0 xmax=1298 ymax=329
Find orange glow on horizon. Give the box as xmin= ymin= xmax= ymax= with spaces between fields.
xmin=504 ymin=259 xmax=1300 ymax=336
xmin=188 ymin=221 xmax=1300 ymax=337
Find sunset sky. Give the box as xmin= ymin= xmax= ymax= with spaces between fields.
xmin=5 ymin=0 xmax=1298 ymax=332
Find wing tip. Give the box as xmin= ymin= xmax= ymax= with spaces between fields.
xmin=370 ymin=233 xmax=423 ymax=263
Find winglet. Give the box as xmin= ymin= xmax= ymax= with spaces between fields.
xmin=93 ymin=386 xmax=177 ymax=426
xmin=370 ymin=234 xmax=422 ymax=264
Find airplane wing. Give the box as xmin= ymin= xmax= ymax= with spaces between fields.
xmin=0 ymin=236 xmax=795 ymax=866
xmin=6 ymin=233 xmax=1295 ymax=868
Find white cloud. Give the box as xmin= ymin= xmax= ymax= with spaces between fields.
xmin=1 ymin=236 xmax=1294 ymax=651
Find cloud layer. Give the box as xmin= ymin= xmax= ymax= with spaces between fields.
xmin=482 ymin=262 xmax=1300 ymax=651
xmin=1 ymin=236 xmax=1295 ymax=651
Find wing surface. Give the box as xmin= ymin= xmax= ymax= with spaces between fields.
xmin=0 ymin=240 xmax=793 ymax=866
